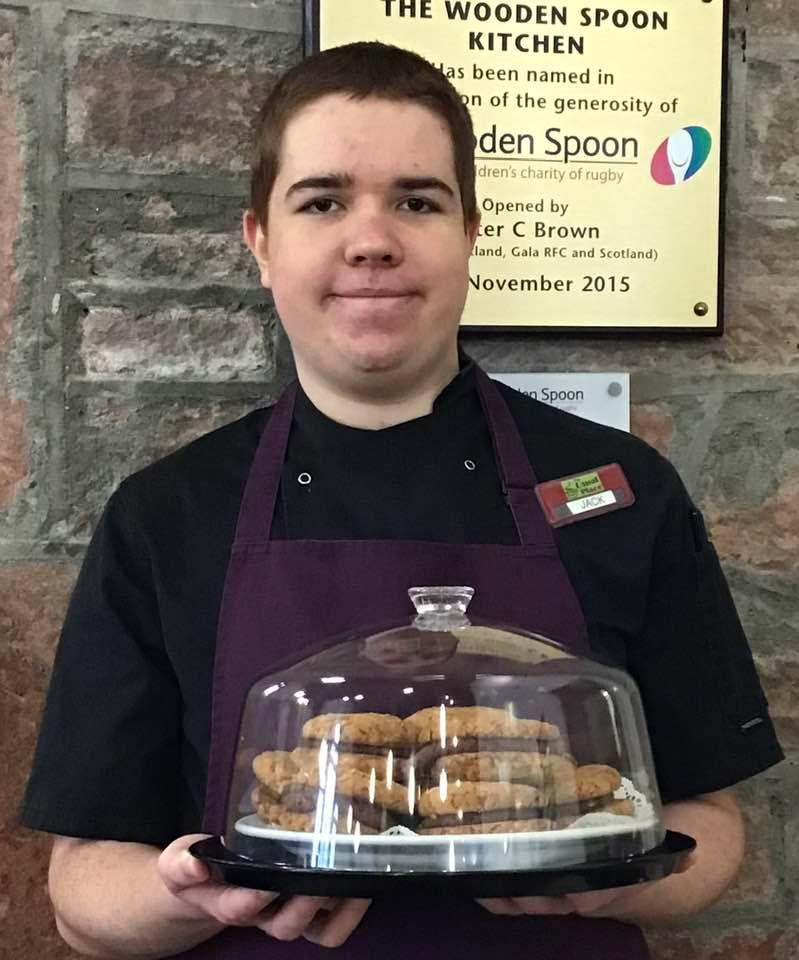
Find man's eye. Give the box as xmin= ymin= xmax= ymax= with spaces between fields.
xmin=401 ymin=197 xmax=438 ymax=213
xmin=300 ymin=198 xmax=340 ymax=214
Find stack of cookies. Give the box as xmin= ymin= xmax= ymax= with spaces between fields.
xmin=405 ymin=706 xmax=632 ymax=832
xmin=250 ymin=706 xmax=633 ymax=836
xmin=252 ymin=712 xmax=417 ymax=835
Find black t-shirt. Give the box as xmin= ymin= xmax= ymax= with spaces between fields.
xmin=21 ymin=359 xmax=783 ymax=847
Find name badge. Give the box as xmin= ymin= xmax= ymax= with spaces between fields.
xmin=534 ymin=463 xmax=635 ymax=528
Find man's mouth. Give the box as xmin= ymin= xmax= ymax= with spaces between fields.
xmin=331 ymin=288 xmax=417 ymax=299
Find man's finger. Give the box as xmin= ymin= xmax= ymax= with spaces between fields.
xmin=257 ymin=896 xmax=332 ymax=941
xmin=477 ymin=896 xmax=573 ymax=915
xmin=509 ymin=896 xmax=574 ymax=914
xmin=302 ymin=898 xmax=372 ymax=948
xmin=158 ymin=842 xmax=213 ymax=894
xmin=475 ymin=897 xmax=523 ymax=915
xmin=209 ymin=885 xmax=281 ymax=926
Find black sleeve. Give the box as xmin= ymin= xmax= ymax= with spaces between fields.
xmin=19 ymin=482 xmax=182 ymax=847
xmin=628 ymin=458 xmax=784 ymax=804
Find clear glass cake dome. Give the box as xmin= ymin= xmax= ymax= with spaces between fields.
xmin=210 ymin=586 xmax=677 ymax=891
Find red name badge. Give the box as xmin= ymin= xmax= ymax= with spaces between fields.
xmin=535 ymin=463 xmax=635 ymax=528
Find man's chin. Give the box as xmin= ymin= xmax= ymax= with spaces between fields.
xmin=342 ymin=341 xmax=412 ymax=376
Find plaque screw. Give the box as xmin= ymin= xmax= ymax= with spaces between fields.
xmin=694 ymin=302 xmax=709 ymax=316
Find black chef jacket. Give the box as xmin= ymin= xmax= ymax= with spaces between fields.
xmin=21 ymin=357 xmax=784 ymax=848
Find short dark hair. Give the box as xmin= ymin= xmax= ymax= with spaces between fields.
xmin=250 ymin=41 xmax=476 ymax=230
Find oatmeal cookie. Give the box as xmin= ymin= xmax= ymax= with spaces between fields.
xmin=290 ymin=764 xmax=414 ymax=815
xmin=404 ymin=705 xmax=560 ymax=744
xmin=259 ymin=802 xmax=378 ymax=835
xmin=291 ymin=746 xmax=409 ymax=781
xmin=301 ymin=712 xmax=408 ymax=748
xmin=251 ymin=750 xmax=298 ymax=801
xmin=418 ymin=780 xmax=547 ymax=817
xmin=547 ymin=764 xmax=622 ymax=804
xmin=418 ymin=818 xmax=555 ymax=835
xmin=433 ymin=751 xmax=576 ymax=785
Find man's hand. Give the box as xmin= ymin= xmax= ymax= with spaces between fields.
xmin=158 ymin=835 xmax=371 ymax=948
xmin=477 ymin=790 xmax=739 ymax=926
xmin=476 ymin=884 xmax=657 ymax=918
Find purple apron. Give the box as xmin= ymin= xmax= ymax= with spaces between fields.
xmin=183 ymin=367 xmax=649 ymax=959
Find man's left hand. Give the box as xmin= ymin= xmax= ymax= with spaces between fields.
xmin=476 ymin=885 xmax=642 ymax=918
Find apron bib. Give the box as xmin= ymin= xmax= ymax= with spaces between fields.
xmin=180 ymin=367 xmax=649 ymax=959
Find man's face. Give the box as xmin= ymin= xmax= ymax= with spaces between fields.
xmin=245 ymin=94 xmax=479 ymax=394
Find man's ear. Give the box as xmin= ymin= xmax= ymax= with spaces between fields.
xmin=466 ymin=212 xmax=481 ymax=251
xmin=242 ymin=209 xmax=272 ymax=289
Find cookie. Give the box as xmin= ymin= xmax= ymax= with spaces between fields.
xmin=418 ymin=818 xmax=555 ymax=835
xmin=556 ymin=797 xmax=636 ymax=829
xmin=419 ymin=781 xmax=547 ymax=817
xmin=433 ymin=751 xmax=576 ymax=786
xmin=251 ymin=750 xmax=299 ymax=802
xmin=278 ymin=783 xmax=413 ymax=831
xmin=291 ymin=746 xmax=410 ymax=783
xmin=290 ymin=764 xmax=415 ymax=815
xmin=574 ymin=764 xmax=622 ymax=800
xmin=404 ymin=705 xmax=560 ymax=744
xmin=259 ymin=801 xmax=378 ymax=835
xmin=301 ymin=712 xmax=409 ymax=751
xmin=547 ymin=764 xmax=623 ymax=804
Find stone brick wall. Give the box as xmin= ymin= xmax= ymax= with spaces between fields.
xmin=0 ymin=0 xmax=796 ymax=957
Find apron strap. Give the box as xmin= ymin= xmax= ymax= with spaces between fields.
xmin=474 ymin=367 xmax=554 ymax=547
xmin=233 ymin=382 xmax=296 ymax=545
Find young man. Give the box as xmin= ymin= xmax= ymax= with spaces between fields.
xmin=21 ymin=42 xmax=782 ymax=959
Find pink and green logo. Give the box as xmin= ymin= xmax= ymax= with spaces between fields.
xmin=651 ymin=127 xmax=712 ymax=184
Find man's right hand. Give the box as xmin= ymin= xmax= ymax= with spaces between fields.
xmin=158 ymin=834 xmax=372 ymax=948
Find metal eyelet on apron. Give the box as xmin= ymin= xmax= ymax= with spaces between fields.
xmin=464 ymin=459 xmax=476 ymax=471
xmin=298 ymin=472 xmax=312 ymax=485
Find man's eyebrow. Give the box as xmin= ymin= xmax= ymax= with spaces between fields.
xmin=284 ymin=174 xmax=456 ymax=199
xmin=394 ymin=177 xmax=455 ymax=197
xmin=285 ymin=174 xmax=354 ymax=198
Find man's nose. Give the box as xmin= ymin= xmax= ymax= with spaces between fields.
xmin=343 ymin=212 xmax=403 ymax=266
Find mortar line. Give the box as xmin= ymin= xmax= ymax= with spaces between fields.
xmin=31 ymin=0 xmax=68 ymax=534
xmin=64 ymin=0 xmax=299 ymax=33
xmin=66 ymin=166 xmax=250 ymax=197
xmin=679 ymin=390 xmax=725 ymax=497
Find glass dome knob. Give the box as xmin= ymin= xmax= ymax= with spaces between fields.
xmin=408 ymin=586 xmax=474 ymax=630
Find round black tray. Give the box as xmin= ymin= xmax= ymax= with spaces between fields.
xmin=190 ymin=830 xmax=695 ymax=898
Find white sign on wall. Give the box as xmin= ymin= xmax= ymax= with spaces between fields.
xmin=491 ymin=373 xmax=630 ymax=431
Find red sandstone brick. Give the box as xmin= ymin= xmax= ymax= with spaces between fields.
xmin=705 ymin=471 xmax=799 ymax=572
xmin=0 ymin=394 xmax=27 ymax=510
xmin=630 ymin=404 xmax=674 ymax=457
xmin=647 ymin=927 xmax=799 ymax=960
xmin=753 ymin=656 xmax=799 ymax=752
xmin=0 ymin=564 xmax=79 ymax=958
xmin=66 ymin=18 xmax=297 ymax=173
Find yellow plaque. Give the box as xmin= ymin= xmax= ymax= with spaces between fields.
xmin=309 ymin=0 xmax=727 ymax=333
